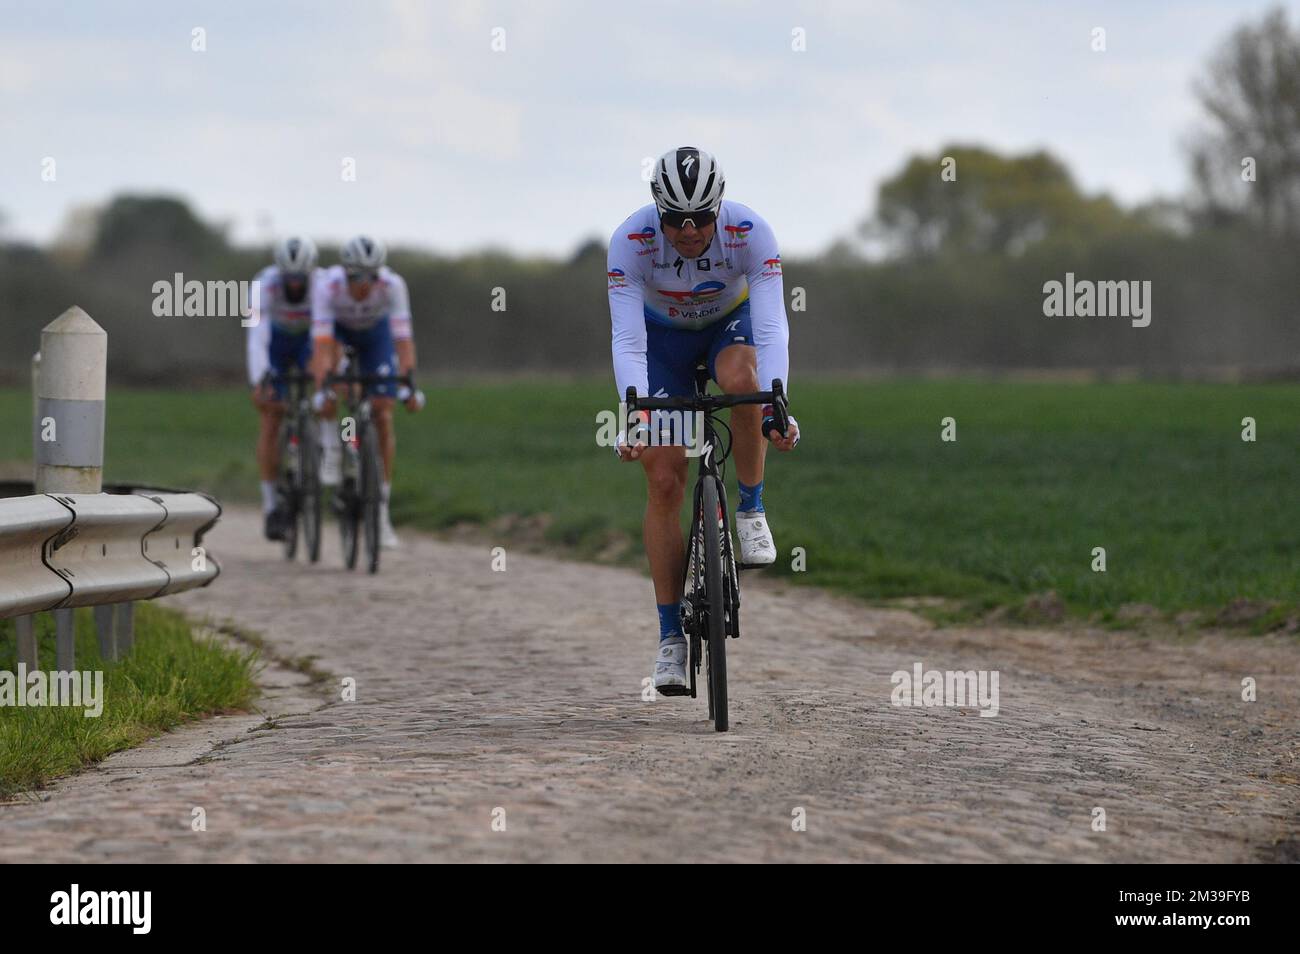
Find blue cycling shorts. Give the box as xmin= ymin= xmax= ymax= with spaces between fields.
xmin=268 ymin=327 xmax=312 ymax=400
xmin=335 ymin=321 xmax=398 ymax=397
xmin=645 ymin=299 xmax=753 ymax=398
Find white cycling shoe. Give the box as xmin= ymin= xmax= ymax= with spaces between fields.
xmin=735 ymin=510 xmax=777 ymax=565
xmin=380 ymin=508 xmax=401 ymax=549
xmin=653 ymin=636 xmax=689 ymax=696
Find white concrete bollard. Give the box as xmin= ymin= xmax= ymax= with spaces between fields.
xmin=35 ymin=306 xmax=106 ymax=494
xmin=36 ymin=306 xmax=107 ymax=697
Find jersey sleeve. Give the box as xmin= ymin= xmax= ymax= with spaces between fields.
xmin=311 ymin=268 xmax=337 ymax=339
xmin=246 ymin=276 xmax=272 ymax=386
xmin=743 ymin=216 xmax=791 ymax=395
xmin=384 ymin=271 xmax=413 ymax=341
xmin=607 ymin=226 xmax=649 ymax=398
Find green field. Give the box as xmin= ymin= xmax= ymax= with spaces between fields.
xmin=1 ymin=379 xmax=1297 ymax=627
xmin=0 ymin=604 xmax=258 ymax=796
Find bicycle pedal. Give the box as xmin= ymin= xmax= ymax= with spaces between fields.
xmin=736 ymin=562 xmax=770 ymax=571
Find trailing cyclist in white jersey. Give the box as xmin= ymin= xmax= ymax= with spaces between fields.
xmin=607 ymin=146 xmax=800 ymax=697
xmin=246 ymin=236 xmax=323 ymax=541
xmin=310 ymin=235 xmax=424 ymax=549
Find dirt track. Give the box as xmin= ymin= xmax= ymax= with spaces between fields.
xmin=2 ymin=506 xmax=1297 ymax=862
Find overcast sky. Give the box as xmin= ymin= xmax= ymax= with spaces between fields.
xmin=1 ymin=0 xmax=1293 ymax=257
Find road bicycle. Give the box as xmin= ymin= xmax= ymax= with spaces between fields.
xmin=324 ymin=352 xmax=413 ymax=574
xmin=267 ymin=367 xmax=322 ymax=563
xmin=626 ymin=371 xmax=789 ymax=732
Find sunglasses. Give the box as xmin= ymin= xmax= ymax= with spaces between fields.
xmin=659 ymin=208 xmax=717 ymax=230
xmin=345 ymin=269 xmax=379 ymax=283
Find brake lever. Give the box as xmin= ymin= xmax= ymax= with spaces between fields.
xmin=762 ymin=379 xmax=789 ymax=440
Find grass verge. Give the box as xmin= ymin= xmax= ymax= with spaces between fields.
xmin=0 ymin=602 xmax=258 ymax=798
xmin=1 ymin=378 xmax=1297 ymax=629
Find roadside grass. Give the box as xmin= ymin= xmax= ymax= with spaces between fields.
xmin=1 ymin=378 xmax=1296 ymax=628
xmin=0 ymin=603 xmax=258 ymax=798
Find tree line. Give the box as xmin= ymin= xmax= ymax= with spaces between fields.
xmin=2 ymin=6 xmax=1296 ymax=384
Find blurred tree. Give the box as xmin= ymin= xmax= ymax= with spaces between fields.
xmin=89 ymin=195 xmax=228 ymax=264
xmin=863 ymin=145 xmax=1137 ymax=261
xmin=1189 ymin=6 xmax=1300 ymax=237
xmin=568 ymin=236 xmax=607 ymax=267
xmin=50 ymin=204 xmax=100 ymax=266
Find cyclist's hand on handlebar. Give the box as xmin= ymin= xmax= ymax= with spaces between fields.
xmin=397 ymin=384 xmax=425 ymax=412
xmin=251 ymin=380 xmax=275 ymax=409
xmin=763 ymin=408 xmax=800 ymax=452
xmin=616 ymin=410 xmax=650 ymax=461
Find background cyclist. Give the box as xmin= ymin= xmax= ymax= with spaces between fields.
xmin=310 ymin=234 xmax=423 ymax=549
xmin=246 ymin=235 xmax=322 ymax=541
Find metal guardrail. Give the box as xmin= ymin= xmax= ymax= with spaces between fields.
xmin=2 ymin=308 xmax=224 ymax=682
xmin=0 ymin=487 xmax=221 ymax=670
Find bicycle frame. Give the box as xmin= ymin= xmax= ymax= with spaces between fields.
xmin=626 ymin=371 xmax=788 ymax=729
xmin=323 ymin=348 xmax=414 ymax=573
xmin=266 ymin=366 xmax=322 ymax=562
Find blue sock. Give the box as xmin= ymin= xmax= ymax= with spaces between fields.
xmin=657 ymin=602 xmax=682 ymax=641
xmin=737 ymin=479 xmax=764 ymax=513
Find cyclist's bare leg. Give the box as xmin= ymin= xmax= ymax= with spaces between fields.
xmin=641 ymin=445 xmax=689 ymax=604
xmin=309 ymin=337 xmax=337 ymax=398
xmin=371 ymin=396 xmax=396 ymax=480
xmin=257 ymin=403 xmax=285 ymax=481
xmin=715 ymin=343 xmax=764 ymax=487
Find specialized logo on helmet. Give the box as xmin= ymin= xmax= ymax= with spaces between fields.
xmin=658 ymin=280 xmax=727 ymax=305
xmin=607 ymin=268 xmax=627 ymax=288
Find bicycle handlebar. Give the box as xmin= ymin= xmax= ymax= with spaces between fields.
xmin=625 ymin=379 xmax=790 ymax=439
xmin=262 ymin=368 xmax=312 ymax=383
xmin=324 ymin=371 xmax=416 ymax=389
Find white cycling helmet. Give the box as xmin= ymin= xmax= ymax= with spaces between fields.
xmin=339 ymin=234 xmax=387 ymax=271
xmin=273 ymin=235 xmax=318 ymax=274
xmin=651 ymin=146 xmax=725 ymax=217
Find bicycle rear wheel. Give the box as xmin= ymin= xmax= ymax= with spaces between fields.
xmin=279 ymin=422 xmax=299 ymax=561
xmin=360 ymin=422 xmax=382 ymax=574
xmin=700 ymin=476 xmax=728 ymax=732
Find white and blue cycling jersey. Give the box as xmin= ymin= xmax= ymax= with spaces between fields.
xmin=607 ymin=200 xmax=790 ymax=399
xmin=246 ymin=264 xmax=323 ymax=393
xmin=310 ymin=265 xmax=413 ymax=397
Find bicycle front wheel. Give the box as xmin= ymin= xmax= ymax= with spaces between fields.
xmin=300 ymin=417 xmax=323 ymax=563
xmin=360 ymin=421 xmax=382 ymax=574
xmin=338 ymin=455 xmax=360 ymax=571
xmin=700 ymin=476 xmax=728 ymax=732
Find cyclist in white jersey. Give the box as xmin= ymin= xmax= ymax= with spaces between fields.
xmin=246 ymin=236 xmax=323 ymax=541
xmin=310 ymin=235 xmax=423 ymax=549
xmin=608 ymin=146 xmax=800 ymax=695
